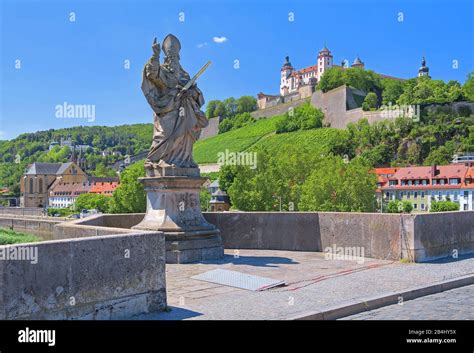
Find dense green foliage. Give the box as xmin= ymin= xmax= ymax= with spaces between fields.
xmin=362 ymin=92 xmax=378 ymax=111
xmin=386 ymin=200 xmax=413 ymax=213
xmin=381 ymin=78 xmax=405 ymax=105
xmin=398 ymin=77 xmax=464 ymax=105
xmin=206 ymin=96 xmax=257 ymax=119
xmin=47 ymin=208 xmax=75 ymax=217
xmin=317 ymin=67 xmax=382 ymax=93
xmin=0 ymin=123 xmax=153 ymax=195
xmin=109 ymin=162 xmax=146 ymax=213
xmin=0 ymin=227 xmax=41 ymax=245
xmin=275 ymin=102 xmax=324 ymax=133
xmin=429 ymin=200 xmax=460 ymax=212
xmin=193 ymin=115 xmax=284 ymax=164
xmin=346 ymin=107 xmax=473 ymax=167
xmin=219 ymin=146 xmax=376 ymax=212
xmin=463 ymin=72 xmax=474 ymax=101
xmin=219 ymin=112 xmax=256 ymax=133
xmin=75 ymin=193 xmax=110 ymax=212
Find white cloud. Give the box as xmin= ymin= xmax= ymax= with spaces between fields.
xmin=197 ymin=42 xmax=208 ymax=49
xmin=213 ymin=36 xmax=228 ymax=44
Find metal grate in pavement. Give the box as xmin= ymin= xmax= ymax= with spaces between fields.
xmin=191 ymin=269 xmax=285 ymax=291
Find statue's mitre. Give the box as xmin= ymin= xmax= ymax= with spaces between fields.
xmin=162 ymin=34 xmax=181 ymax=56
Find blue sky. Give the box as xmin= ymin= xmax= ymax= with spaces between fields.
xmin=1 ymin=0 xmax=473 ymax=140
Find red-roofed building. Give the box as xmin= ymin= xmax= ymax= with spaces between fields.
xmin=48 ymin=177 xmax=119 ymax=209
xmin=89 ymin=181 xmax=119 ymax=196
xmin=376 ymin=164 xmax=473 ymax=212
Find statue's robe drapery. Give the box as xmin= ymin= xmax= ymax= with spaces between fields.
xmin=141 ymin=56 xmax=209 ymax=168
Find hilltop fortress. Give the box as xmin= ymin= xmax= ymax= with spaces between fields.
xmin=254 ymin=46 xmax=429 ymax=128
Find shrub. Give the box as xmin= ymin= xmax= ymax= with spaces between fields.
xmin=275 ymin=102 xmax=324 ymax=133
xmin=429 ymin=200 xmax=460 ymax=212
xmin=386 ymin=200 xmax=413 ymax=213
xmin=362 ymin=92 xmax=378 ymax=111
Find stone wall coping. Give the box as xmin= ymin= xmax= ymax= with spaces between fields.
xmin=0 ymin=230 xmax=162 ymax=248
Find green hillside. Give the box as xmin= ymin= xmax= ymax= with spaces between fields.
xmin=250 ymin=128 xmax=350 ymax=155
xmin=193 ymin=115 xmax=285 ymax=163
xmin=193 ymin=113 xmax=351 ymax=164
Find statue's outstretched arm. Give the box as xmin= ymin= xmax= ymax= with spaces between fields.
xmin=145 ymin=38 xmax=162 ymax=82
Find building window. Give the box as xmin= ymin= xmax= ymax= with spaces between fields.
xmin=29 ymin=178 xmax=34 ymax=194
xmin=414 ymin=192 xmax=418 ymax=198
xmin=421 ymin=203 xmax=425 ymax=210
xmin=413 ymin=204 xmax=417 ymax=209
xmin=38 ymin=178 xmax=43 ymax=193
xmin=421 ymin=192 xmax=425 ymax=198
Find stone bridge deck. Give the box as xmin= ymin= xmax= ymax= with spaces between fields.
xmin=134 ymin=249 xmax=474 ymax=320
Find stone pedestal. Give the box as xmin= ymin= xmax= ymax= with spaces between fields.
xmin=132 ymin=171 xmax=224 ymax=264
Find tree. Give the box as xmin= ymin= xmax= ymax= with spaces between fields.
xmin=429 ymin=200 xmax=459 ymax=212
xmin=236 ymin=96 xmax=257 ymax=114
xmin=109 ymin=161 xmax=146 ymax=213
xmin=218 ymin=112 xmax=255 ymax=133
xmin=463 ymin=72 xmax=474 ymax=101
xmin=386 ymin=200 xmax=412 ymax=213
xmin=317 ymin=67 xmax=381 ymax=94
xmin=406 ymin=143 xmax=422 ymax=165
xmin=223 ymin=97 xmax=237 ymax=118
xmin=275 ymin=102 xmax=324 ymax=133
xmin=299 ymin=156 xmax=377 ymax=212
xmin=424 ymin=145 xmax=454 ymax=166
xmin=91 ymin=163 xmax=117 ymax=177
xmin=218 ymin=118 xmax=233 ymax=134
xmin=381 ymin=79 xmax=404 ymax=105
xmin=75 ymin=193 xmax=110 ymax=212
xmin=222 ymin=145 xmax=376 ymax=212
xmin=213 ymin=101 xmax=226 ymax=118
xmin=386 ymin=200 xmax=400 ymax=213
xmin=317 ymin=67 xmax=345 ymax=92
xmin=362 ymin=92 xmax=378 ymax=111
xmin=398 ymin=77 xmax=464 ymax=105
xmin=200 ymin=188 xmax=211 ymax=211
xmin=205 ymin=100 xmax=220 ymax=118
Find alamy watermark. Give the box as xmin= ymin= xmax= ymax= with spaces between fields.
xmin=0 ymin=245 xmax=38 ymax=264
xmin=380 ymin=102 xmax=420 ymax=122
xmin=55 ymin=102 xmax=96 ymax=122
xmin=217 ymin=148 xmax=257 ymax=169
xmin=324 ymin=244 xmax=365 ymax=264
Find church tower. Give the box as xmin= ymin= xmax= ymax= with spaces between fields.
xmin=418 ymin=56 xmax=430 ymax=78
xmin=317 ymin=45 xmax=333 ymax=81
xmin=280 ymin=56 xmax=294 ymax=96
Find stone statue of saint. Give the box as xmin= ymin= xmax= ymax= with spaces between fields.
xmin=141 ymin=34 xmax=209 ymax=176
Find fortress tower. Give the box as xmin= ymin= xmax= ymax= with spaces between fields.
xmin=280 ymin=56 xmax=294 ymax=95
xmin=316 ymin=46 xmax=333 ymax=81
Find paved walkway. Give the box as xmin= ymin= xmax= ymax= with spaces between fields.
xmin=133 ymin=250 xmax=474 ymax=320
xmin=340 ymin=284 xmax=474 ymax=320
